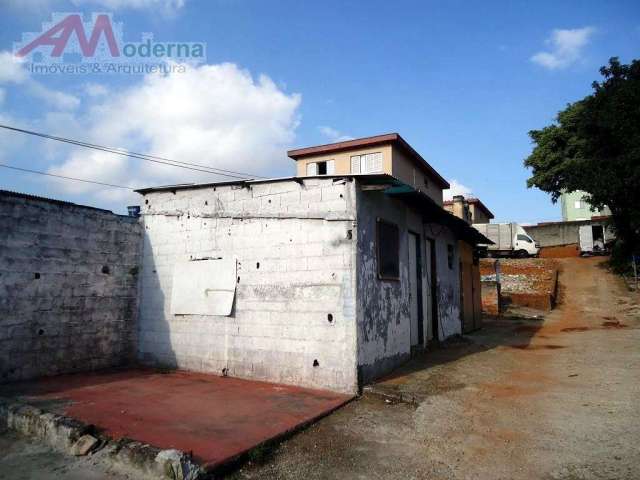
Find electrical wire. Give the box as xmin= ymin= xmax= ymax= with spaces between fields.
xmin=0 ymin=124 xmax=266 ymax=180
xmin=0 ymin=162 xmax=133 ymax=190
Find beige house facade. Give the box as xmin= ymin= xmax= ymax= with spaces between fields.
xmin=288 ymin=133 xmax=450 ymax=206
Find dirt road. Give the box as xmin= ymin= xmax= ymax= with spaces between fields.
xmin=231 ymin=257 xmax=640 ymax=480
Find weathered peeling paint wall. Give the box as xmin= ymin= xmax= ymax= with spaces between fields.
xmin=137 ymin=178 xmax=359 ymax=394
xmin=355 ymin=187 xmax=461 ymax=384
xmin=355 ymin=189 xmax=424 ymax=383
xmin=424 ymin=222 xmax=462 ymax=339
xmin=0 ymin=191 xmax=142 ymax=383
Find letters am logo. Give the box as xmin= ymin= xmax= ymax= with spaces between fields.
xmin=14 ymin=13 xmax=122 ymax=62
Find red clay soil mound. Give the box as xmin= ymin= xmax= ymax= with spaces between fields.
xmin=480 ymin=258 xmax=560 ymax=312
xmin=510 ymin=344 xmax=566 ymax=350
xmin=539 ymin=244 xmax=580 ymax=258
xmin=602 ymin=319 xmax=628 ymax=329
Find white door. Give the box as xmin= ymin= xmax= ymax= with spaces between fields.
xmin=409 ymin=233 xmax=420 ymax=346
xmin=579 ymin=225 xmax=593 ymax=252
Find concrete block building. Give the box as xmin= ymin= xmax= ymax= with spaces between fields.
xmin=136 ymin=135 xmax=488 ymax=394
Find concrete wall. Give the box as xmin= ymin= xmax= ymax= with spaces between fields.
xmin=526 ymin=219 xmax=614 ymax=248
xmin=391 ymin=146 xmax=444 ymax=206
xmin=424 ymin=222 xmax=462 ymax=338
xmin=469 ymin=204 xmax=491 ymax=224
xmin=0 ymin=191 xmax=142 ymax=383
xmin=355 ymin=186 xmax=460 ymax=384
xmin=137 ymin=178 xmax=359 ymax=394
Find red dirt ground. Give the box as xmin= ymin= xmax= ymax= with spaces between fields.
xmin=539 ymin=244 xmax=581 ymax=258
xmin=4 ymin=369 xmax=352 ymax=468
xmin=480 ymin=258 xmax=559 ymax=312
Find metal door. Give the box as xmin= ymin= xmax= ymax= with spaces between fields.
xmin=425 ymin=238 xmax=438 ymax=342
xmin=409 ymin=233 xmax=422 ymax=347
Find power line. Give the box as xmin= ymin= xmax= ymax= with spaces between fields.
xmin=0 ymin=162 xmax=133 ymax=190
xmin=0 ymin=124 xmax=266 ymax=180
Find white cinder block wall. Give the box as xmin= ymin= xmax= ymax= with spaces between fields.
xmin=137 ymin=178 xmax=359 ymax=393
xmin=0 ymin=191 xmax=142 ymax=383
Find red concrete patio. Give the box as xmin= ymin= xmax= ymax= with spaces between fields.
xmin=2 ymin=369 xmax=352 ymax=468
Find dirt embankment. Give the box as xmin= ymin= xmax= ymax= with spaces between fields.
xmin=480 ymin=258 xmax=559 ymax=312
xmin=539 ymin=244 xmax=581 ymax=258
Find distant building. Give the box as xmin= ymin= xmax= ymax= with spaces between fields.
xmin=560 ymin=190 xmax=611 ymax=221
xmin=443 ymin=196 xmax=494 ymax=224
xmin=442 ymin=195 xmax=494 ymax=333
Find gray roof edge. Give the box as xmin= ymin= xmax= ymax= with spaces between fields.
xmin=135 ymin=174 xmax=398 ymax=194
xmin=0 ymin=188 xmax=120 ymax=215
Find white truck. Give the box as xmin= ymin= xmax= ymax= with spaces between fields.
xmin=473 ymin=223 xmax=540 ymax=258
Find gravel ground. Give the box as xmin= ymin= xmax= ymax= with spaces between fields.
xmin=0 ymin=431 xmax=131 ymax=480
xmin=229 ymin=257 xmax=640 ymax=480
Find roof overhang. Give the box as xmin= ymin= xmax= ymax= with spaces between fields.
xmin=134 ymin=174 xmax=395 ymax=195
xmin=373 ymin=182 xmax=493 ymax=246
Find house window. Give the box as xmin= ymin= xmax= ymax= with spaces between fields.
xmin=377 ymin=219 xmax=400 ymax=280
xmin=423 ymin=177 xmax=429 ymax=188
xmin=350 ymin=152 xmax=383 ymax=174
xmin=447 ymin=244 xmax=454 ymax=269
xmin=574 ymin=200 xmax=582 ymax=209
xmin=306 ymin=160 xmax=335 ymax=176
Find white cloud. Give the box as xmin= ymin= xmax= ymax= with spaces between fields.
xmin=71 ymin=0 xmax=186 ymax=13
xmin=531 ymin=27 xmax=596 ymax=70
xmin=0 ymin=51 xmax=79 ymax=110
xmin=27 ymin=82 xmax=81 ymax=110
xmin=2 ymin=0 xmax=59 ymax=12
xmin=48 ymin=62 xmax=301 ymax=202
xmin=0 ymin=52 xmax=27 ymax=83
xmin=6 ymin=0 xmax=186 ymax=12
xmin=83 ymin=83 xmax=109 ymax=97
xmin=443 ymin=179 xmax=473 ymax=201
xmin=318 ymin=126 xmax=353 ymax=143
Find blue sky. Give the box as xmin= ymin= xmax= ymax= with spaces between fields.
xmin=0 ymin=0 xmax=638 ymax=222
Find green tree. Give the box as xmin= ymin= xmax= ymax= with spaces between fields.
xmin=525 ymin=57 xmax=640 ymax=265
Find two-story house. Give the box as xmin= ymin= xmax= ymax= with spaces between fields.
xmin=560 ymin=190 xmax=611 ymax=222
xmin=288 ymin=133 xmax=450 ymax=206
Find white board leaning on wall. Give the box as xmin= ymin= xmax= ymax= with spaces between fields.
xmin=170 ymin=257 xmax=237 ymax=316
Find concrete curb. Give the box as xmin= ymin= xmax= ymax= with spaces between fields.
xmin=0 ymin=398 xmax=205 ymax=480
